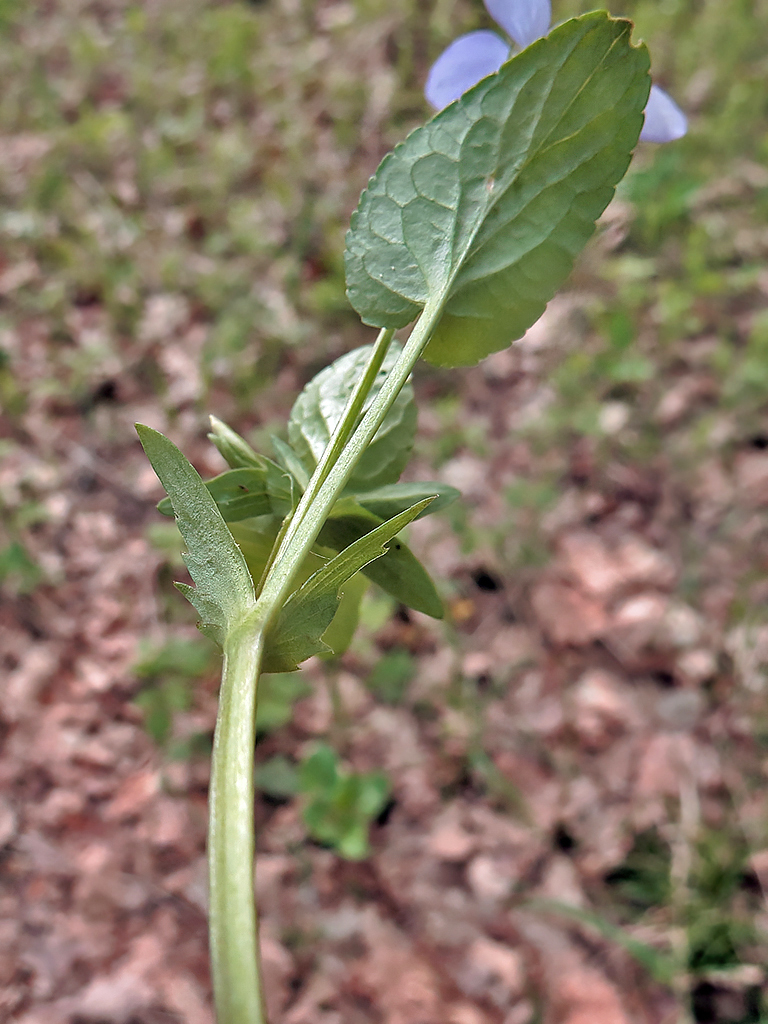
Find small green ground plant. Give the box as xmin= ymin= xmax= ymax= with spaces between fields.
xmin=138 ymin=8 xmax=686 ymax=1022
xmin=134 ymin=636 xmax=217 ymax=751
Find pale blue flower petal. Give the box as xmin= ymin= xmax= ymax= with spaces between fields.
xmin=425 ymin=30 xmax=511 ymax=110
xmin=484 ymin=0 xmax=551 ymax=49
xmin=640 ymin=84 xmax=688 ymax=143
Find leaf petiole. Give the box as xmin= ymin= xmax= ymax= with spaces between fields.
xmin=260 ymin=325 xmax=395 ymax=590
xmin=255 ymin=298 xmax=445 ymax=621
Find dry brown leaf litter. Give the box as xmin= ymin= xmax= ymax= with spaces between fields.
xmin=1 ymin=4 xmax=767 ymax=1021
xmin=3 ymin=285 xmax=767 ymax=1023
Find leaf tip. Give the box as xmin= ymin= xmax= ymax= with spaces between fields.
xmin=135 ymin=422 xmax=166 ymax=454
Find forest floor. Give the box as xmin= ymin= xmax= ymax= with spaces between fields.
xmin=1 ymin=1 xmax=767 ymax=1023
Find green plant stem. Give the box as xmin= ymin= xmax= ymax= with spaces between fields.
xmin=257 ymin=299 xmax=443 ymax=618
xmin=302 ymin=326 xmax=396 ymax=502
xmin=209 ymin=615 xmax=267 ymax=1024
xmin=210 ymin=303 xmax=442 ymax=1024
xmin=260 ymin=325 xmax=395 ymax=590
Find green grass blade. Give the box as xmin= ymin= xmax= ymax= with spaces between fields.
xmin=529 ymin=898 xmax=678 ymax=986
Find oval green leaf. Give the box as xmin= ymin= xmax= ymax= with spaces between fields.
xmin=288 ymin=343 xmax=417 ymax=492
xmin=345 ymin=13 xmax=650 ymax=366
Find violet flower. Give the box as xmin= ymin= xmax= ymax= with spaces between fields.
xmin=425 ymin=0 xmax=687 ymax=143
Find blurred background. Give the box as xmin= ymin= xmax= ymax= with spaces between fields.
xmin=1 ymin=0 xmax=767 ymax=1022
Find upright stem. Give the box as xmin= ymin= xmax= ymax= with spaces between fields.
xmin=301 ymin=326 xmax=396 ymax=507
xmin=209 ymin=615 xmax=267 ymax=1024
xmin=256 ymin=299 xmax=444 ymax=618
xmin=209 ymin=300 xmax=445 ymax=1024
xmin=262 ymin=326 xmax=395 ymax=587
